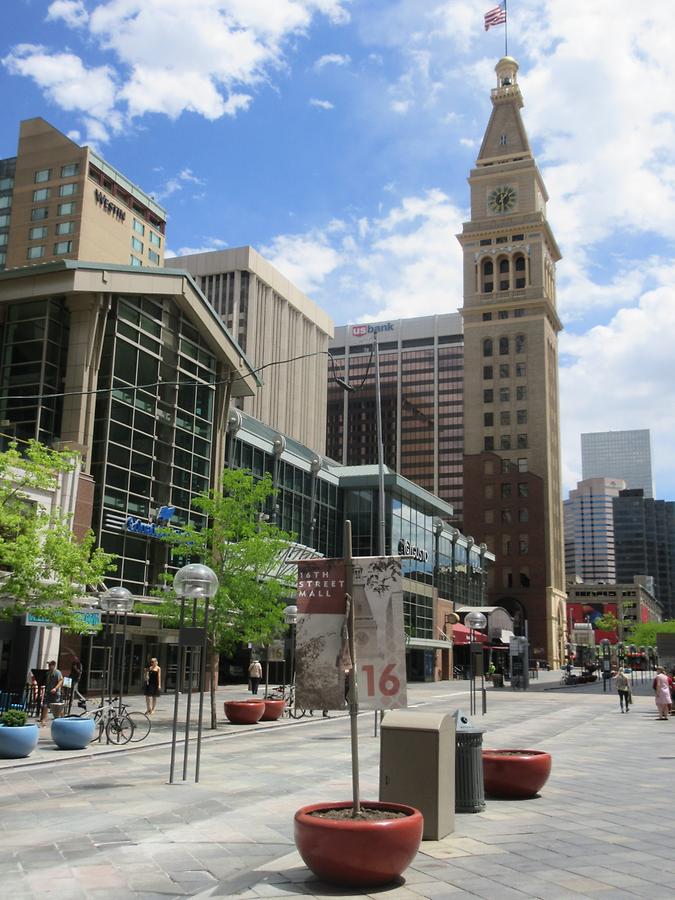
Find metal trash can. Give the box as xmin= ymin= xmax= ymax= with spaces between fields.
xmin=380 ymin=710 xmax=455 ymax=839
xmin=454 ymin=710 xmax=485 ymax=813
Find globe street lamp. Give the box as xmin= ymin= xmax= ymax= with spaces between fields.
xmin=464 ymin=610 xmax=487 ymax=716
xmin=99 ymin=586 xmax=134 ymax=724
xmin=283 ymin=603 xmax=299 ymax=703
xmin=170 ymin=563 xmax=219 ymax=784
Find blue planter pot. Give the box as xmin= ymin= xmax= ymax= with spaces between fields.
xmin=0 ymin=723 xmax=39 ymax=758
xmin=51 ymin=716 xmax=96 ymax=750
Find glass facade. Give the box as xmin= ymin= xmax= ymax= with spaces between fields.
xmin=92 ymin=295 xmax=217 ymax=591
xmin=0 ymin=298 xmax=69 ymax=448
xmin=0 ymin=158 xmax=15 ymax=271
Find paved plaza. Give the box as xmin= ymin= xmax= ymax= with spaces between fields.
xmin=1 ymin=674 xmax=674 ymax=900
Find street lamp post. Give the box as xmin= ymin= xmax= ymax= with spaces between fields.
xmin=98 ymin=586 xmax=134 ymax=730
xmin=373 ymin=333 xmax=386 ymax=557
xmin=170 ymin=562 xmax=219 ymax=784
xmin=464 ymin=610 xmax=488 ymax=716
xmin=283 ymin=604 xmax=299 ymax=704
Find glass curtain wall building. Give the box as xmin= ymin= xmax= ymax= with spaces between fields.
xmin=582 ymin=430 xmax=654 ymax=499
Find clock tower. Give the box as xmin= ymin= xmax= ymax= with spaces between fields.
xmin=458 ymin=57 xmax=566 ymax=666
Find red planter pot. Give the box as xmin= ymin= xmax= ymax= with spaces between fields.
xmin=294 ymin=801 xmax=423 ymax=888
xmin=259 ymin=698 xmax=286 ymax=721
xmin=482 ymin=749 xmax=552 ymax=799
xmin=224 ymin=700 xmax=265 ymax=725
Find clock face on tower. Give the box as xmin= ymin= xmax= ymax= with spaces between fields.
xmin=488 ymin=185 xmax=517 ymax=214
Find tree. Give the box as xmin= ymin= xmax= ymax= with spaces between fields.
xmin=594 ymin=612 xmax=620 ymax=634
xmin=156 ymin=467 xmax=296 ymax=728
xmin=0 ymin=441 xmax=115 ymax=631
xmin=625 ymin=619 xmax=675 ymax=648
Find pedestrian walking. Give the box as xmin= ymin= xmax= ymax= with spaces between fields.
xmin=613 ymin=667 xmax=631 ymax=713
xmin=653 ymin=666 xmax=672 ymax=720
xmin=69 ymin=657 xmax=87 ymax=709
xmin=248 ymin=658 xmax=262 ymax=695
xmin=40 ymin=660 xmax=63 ymax=726
xmin=144 ymin=657 xmax=161 ymax=714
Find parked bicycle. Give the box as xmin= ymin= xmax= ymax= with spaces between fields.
xmin=73 ymin=699 xmax=134 ymax=744
xmin=268 ymin=685 xmax=314 ymax=719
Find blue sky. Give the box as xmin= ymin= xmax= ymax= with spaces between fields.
xmin=3 ymin=0 xmax=675 ymax=499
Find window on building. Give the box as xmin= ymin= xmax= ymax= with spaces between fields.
xmin=484 ymin=436 xmax=494 ymax=451
xmin=482 ymin=312 xmax=492 ymax=321
xmin=504 ymin=570 xmax=513 ymax=589
xmin=57 ymin=202 xmax=76 ymax=216
xmin=27 ymin=245 xmax=45 ymax=259
xmin=0 ymin=233 xmax=7 ymax=246
xmin=484 ymin=460 xmax=494 ymax=475
xmin=517 ymin=433 xmax=528 ymax=449
xmin=512 ymin=234 xmax=524 ymax=242
xmin=518 ymin=483 xmax=528 ymax=497
xmin=59 ymin=183 xmax=78 ymax=197
xmin=499 ymin=387 xmax=510 ymax=402
xmin=131 ymin=236 xmax=143 ymax=253
xmin=499 ymin=363 xmax=509 ymax=377
xmin=33 ymin=188 xmax=50 ymax=202
xmin=500 ymin=410 xmax=511 ymax=426
xmin=483 ymin=389 xmax=493 ymax=403
xmin=60 ymin=163 xmax=79 ymax=177
xmin=34 ymin=169 xmax=51 ymax=183
xmin=54 ymin=240 xmax=73 ymax=254
xmin=484 ymin=412 xmax=494 ymax=426
xmin=520 ymin=569 xmax=530 ymax=588
xmin=31 ymin=207 xmax=48 ymax=220
xmin=130 ymin=255 xmax=143 ymax=267
xmin=502 ymin=509 xmax=513 ymax=524
xmin=133 ymin=218 xmax=145 ymax=236
xmin=499 ymin=337 xmax=509 ymax=355
xmin=516 ymin=386 xmax=527 ymax=401
xmin=29 ymin=226 xmax=48 ymax=240
xmin=0 ymin=214 xmax=9 ymax=227
xmin=515 ymin=334 xmax=526 ymax=353
xmin=518 ymin=458 xmax=528 ymax=473
xmin=148 ymin=249 xmax=160 ymax=264
xmin=0 ymin=196 xmax=11 ymax=210
xmin=516 ymin=362 xmax=526 ymax=377
xmin=55 ymin=221 xmax=74 ymax=235
xmin=517 ymin=409 xmax=528 ymax=424
xmin=501 ymin=483 xmax=512 ymax=499
xmin=483 ymin=338 xmax=493 ymax=357
xmin=501 ymin=459 xmax=511 ymax=473
xmin=483 ymin=365 xmax=493 ymax=380
xmin=518 ymin=507 xmax=529 ymax=523
xmin=514 ymin=308 xmax=525 ymax=318
xmin=149 ymin=231 xmax=161 ymax=247
xmin=498 ymin=310 xmax=508 ymax=319
xmin=481 ymin=259 xmax=494 ymax=293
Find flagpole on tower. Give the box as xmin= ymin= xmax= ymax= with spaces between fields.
xmin=504 ymin=0 xmax=508 ymax=56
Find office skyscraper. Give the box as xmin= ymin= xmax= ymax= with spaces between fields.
xmin=564 ymin=477 xmax=626 ymax=582
xmin=581 ymin=429 xmax=654 ymax=498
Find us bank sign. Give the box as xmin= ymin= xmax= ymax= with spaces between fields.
xmin=351 ymin=322 xmax=395 ymax=339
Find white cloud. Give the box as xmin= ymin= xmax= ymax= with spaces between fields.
xmin=313 ymin=52 xmax=350 ymax=70
xmin=46 ymin=0 xmax=89 ymax=28
xmin=309 ymin=98 xmax=334 ymax=109
xmin=5 ymin=0 xmax=351 ymax=139
xmin=166 ymin=237 xmax=228 ymax=259
xmin=2 ymin=45 xmax=120 ymax=138
xmin=261 ymin=231 xmax=343 ymax=295
xmin=154 ymin=168 xmax=207 ymax=201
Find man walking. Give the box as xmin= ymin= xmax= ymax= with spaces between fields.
xmin=248 ymin=658 xmax=263 ymax=695
xmin=40 ymin=660 xmax=63 ymax=726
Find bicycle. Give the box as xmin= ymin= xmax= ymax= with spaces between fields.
xmin=74 ymin=699 xmax=135 ymax=745
xmin=268 ymin=685 xmax=314 ymax=719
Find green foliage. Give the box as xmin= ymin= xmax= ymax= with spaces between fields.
xmin=0 ymin=441 xmax=115 ymax=631
xmin=159 ymin=467 xmax=296 ymax=654
xmin=594 ymin=613 xmax=620 ymax=633
xmin=0 ymin=709 xmax=28 ymax=727
xmin=625 ymin=619 xmax=675 ymax=648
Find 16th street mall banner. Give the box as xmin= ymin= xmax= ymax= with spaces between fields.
xmin=295 ymin=556 xmax=407 ymax=711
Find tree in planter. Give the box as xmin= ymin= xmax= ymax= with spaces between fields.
xmin=153 ymin=467 xmax=296 ymax=729
xmin=0 ymin=441 xmax=115 ymax=630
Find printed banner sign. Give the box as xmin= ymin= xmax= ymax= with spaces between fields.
xmin=295 ymin=559 xmax=348 ymax=710
xmin=352 ymin=556 xmax=407 ymax=710
xmin=294 ymin=555 xmax=407 ymax=711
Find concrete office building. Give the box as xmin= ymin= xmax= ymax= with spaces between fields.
xmin=170 ymin=247 xmax=333 ymax=454
xmin=327 ymin=314 xmax=464 ymax=520
xmin=0 ymin=118 xmax=166 ymax=272
xmin=564 ymin=477 xmax=626 ymax=582
xmin=458 ymin=57 xmax=566 ymax=666
xmin=581 ymin=429 xmax=654 ymax=498
xmin=613 ymin=489 xmax=675 ymax=618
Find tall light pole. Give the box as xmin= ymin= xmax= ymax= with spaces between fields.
xmin=465 ymin=610 xmax=487 ymax=716
xmin=170 ymin=562 xmax=219 ymax=784
xmin=283 ymin=603 xmax=299 ymax=703
xmin=98 ymin=586 xmax=134 ymax=726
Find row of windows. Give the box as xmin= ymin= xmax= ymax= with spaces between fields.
xmin=485 ymin=482 xmax=529 ymax=499
xmin=485 ymin=508 xmax=529 ymax=524
xmin=27 ymin=241 xmax=73 ymax=259
xmin=484 ymin=386 xmax=527 ymax=402
xmin=483 ymin=335 xmax=526 ymax=356
xmin=34 ymin=164 xmax=79 ymax=183
xmin=482 ymin=308 xmax=526 ymax=321
xmin=28 ymin=221 xmax=74 ymax=241
xmin=484 ymin=458 xmax=528 ymax=474
xmin=484 ymin=410 xmax=528 ymax=426
xmin=30 ymin=201 xmax=76 ymax=221
xmin=32 ymin=183 xmax=77 ymax=202
xmin=483 ymin=363 xmax=526 ymax=379
xmin=479 ymin=254 xmax=527 ymax=292
xmin=485 ymin=434 xmax=528 ymax=450
xmin=132 ymin=217 xmax=162 ymax=247
xmin=480 ymin=233 xmax=524 ymax=246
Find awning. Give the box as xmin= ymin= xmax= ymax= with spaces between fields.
xmin=452 ymin=623 xmax=488 ymax=646
xmin=407 ymin=637 xmax=454 ymax=651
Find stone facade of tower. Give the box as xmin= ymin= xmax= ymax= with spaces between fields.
xmin=458 ymin=58 xmax=566 ymax=665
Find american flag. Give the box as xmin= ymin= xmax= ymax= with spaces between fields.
xmin=484 ymin=2 xmax=507 ymax=30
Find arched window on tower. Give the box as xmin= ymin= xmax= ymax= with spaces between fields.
xmin=498 ymin=257 xmax=510 ymax=291
xmin=515 ymin=334 xmax=526 ymax=354
xmin=499 ymin=336 xmax=509 ymax=355
xmin=514 ymin=254 xmax=526 ymax=289
xmin=483 ymin=338 xmax=493 ymax=357
xmin=481 ymin=258 xmax=494 ymax=293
